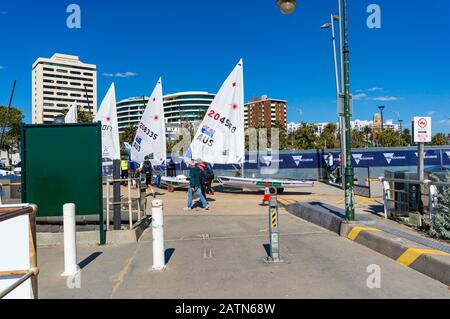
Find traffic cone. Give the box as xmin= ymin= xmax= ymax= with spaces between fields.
xmin=262 ymin=181 xmax=271 ymax=204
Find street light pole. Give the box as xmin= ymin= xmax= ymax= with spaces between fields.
xmin=341 ymin=0 xmax=355 ymax=221
xmin=277 ymin=0 xmax=355 ymax=221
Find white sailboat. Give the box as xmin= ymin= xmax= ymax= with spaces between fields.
xmin=65 ymin=100 xmax=78 ymax=123
xmin=162 ymin=59 xmax=314 ymax=192
xmin=94 ymin=83 xmax=120 ymax=175
xmin=131 ymin=78 xmax=167 ymax=166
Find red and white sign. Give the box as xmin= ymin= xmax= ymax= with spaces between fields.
xmin=413 ymin=116 xmax=432 ymax=143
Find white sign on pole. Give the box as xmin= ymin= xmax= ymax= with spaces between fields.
xmin=413 ymin=116 xmax=432 ymax=143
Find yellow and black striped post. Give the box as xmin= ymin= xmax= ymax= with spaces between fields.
xmin=267 ymin=198 xmax=282 ymax=263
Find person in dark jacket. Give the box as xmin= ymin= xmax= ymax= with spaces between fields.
xmin=183 ymin=160 xmax=209 ymax=211
xmin=167 ymin=159 xmax=177 ymax=177
xmin=203 ymin=162 xmax=215 ymax=195
xmin=138 ymin=156 xmax=155 ymax=198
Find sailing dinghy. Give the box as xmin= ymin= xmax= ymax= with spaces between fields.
xmin=131 ymin=78 xmax=167 ymax=167
xmin=186 ymin=59 xmax=314 ymax=193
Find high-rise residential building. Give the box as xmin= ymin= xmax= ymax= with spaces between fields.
xmin=116 ymin=91 xmax=216 ymax=133
xmin=244 ymin=95 xmax=287 ymax=129
xmin=32 ymin=53 xmax=97 ymax=124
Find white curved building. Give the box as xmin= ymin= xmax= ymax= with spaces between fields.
xmin=117 ymin=91 xmax=215 ymax=133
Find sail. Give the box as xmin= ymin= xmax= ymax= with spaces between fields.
xmin=65 ymin=101 xmax=78 ymax=123
xmin=94 ymin=83 xmax=120 ymax=161
xmin=131 ymin=78 xmax=167 ymax=165
xmin=188 ymin=59 xmax=244 ymax=164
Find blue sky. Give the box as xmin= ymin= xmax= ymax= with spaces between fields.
xmin=0 ymin=0 xmax=449 ymax=133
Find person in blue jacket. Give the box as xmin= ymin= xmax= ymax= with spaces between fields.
xmin=183 ymin=160 xmax=209 ymax=211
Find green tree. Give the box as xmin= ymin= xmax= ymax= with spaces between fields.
xmin=429 ymin=188 xmax=450 ymax=240
xmin=379 ymin=129 xmax=406 ymax=147
xmin=402 ymin=128 xmax=411 ymax=146
xmin=0 ymin=106 xmax=24 ymax=165
xmin=293 ymin=124 xmax=319 ymax=150
xmin=362 ymin=125 xmax=373 ymax=145
xmin=431 ymin=133 xmax=448 ymax=146
xmin=319 ymin=123 xmax=339 ymax=149
xmin=120 ymin=125 xmax=137 ymax=146
xmin=119 ymin=125 xmax=137 ymax=156
xmin=351 ymin=129 xmax=368 ymax=148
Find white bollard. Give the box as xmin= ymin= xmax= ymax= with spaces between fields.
xmin=61 ymin=203 xmax=80 ymax=277
xmin=151 ymin=199 xmax=166 ymax=271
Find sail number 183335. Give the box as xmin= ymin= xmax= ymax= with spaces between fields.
xmin=208 ymin=110 xmax=236 ymax=133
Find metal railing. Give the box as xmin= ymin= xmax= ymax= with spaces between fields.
xmin=0 ymin=204 xmax=39 ymax=299
xmin=105 ymin=178 xmax=145 ymax=231
xmin=378 ymin=177 xmax=450 ymax=220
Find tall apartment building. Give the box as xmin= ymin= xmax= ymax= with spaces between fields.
xmin=244 ymin=95 xmax=287 ymax=129
xmin=32 ymin=54 xmax=97 ymax=124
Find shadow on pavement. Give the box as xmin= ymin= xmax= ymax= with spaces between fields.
xmin=79 ymin=252 xmax=103 ymax=270
xmin=309 ymin=201 xmax=346 ymax=219
xmin=165 ymin=248 xmax=175 ymax=265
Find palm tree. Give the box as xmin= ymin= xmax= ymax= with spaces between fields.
xmin=120 ymin=125 xmax=137 ymax=145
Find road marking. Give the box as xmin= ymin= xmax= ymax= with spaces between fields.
xmin=336 ymin=195 xmax=376 ymax=207
xmin=277 ymin=198 xmax=290 ymax=206
xmin=203 ymin=247 xmax=214 ymax=259
xmin=347 ymin=227 xmax=381 ymax=241
xmin=396 ymin=248 xmax=450 ymax=267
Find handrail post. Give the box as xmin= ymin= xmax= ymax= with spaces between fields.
xmin=128 ymin=179 xmax=132 ymax=230
xmin=28 ymin=204 xmax=38 ymax=299
xmin=106 ymin=178 xmax=110 ymax=231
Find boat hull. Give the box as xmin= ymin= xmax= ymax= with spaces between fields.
xmin=217 ymin=176 xmax=314 ymax=192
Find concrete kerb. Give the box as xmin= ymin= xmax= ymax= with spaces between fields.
xmin=282 ymin=201 xmax=450 ymax=286
xmin=37 ymin=216 xmax=152 ymax=247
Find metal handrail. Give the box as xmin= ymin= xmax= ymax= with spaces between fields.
xmin=379 ymin=177 xmax=450 ymax=187
xmin=105 ymin=178 xmax=143 ymax=231
xmin=0 ymin=204 xmax=39 ymax=299
xmin=378 ymin=177 xmax=448 ymax=220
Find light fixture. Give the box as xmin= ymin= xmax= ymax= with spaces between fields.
xmin=321 ymin=23 xmax=331 ymax=29
xmin=276 ymin=0 xmax=297 ymax=15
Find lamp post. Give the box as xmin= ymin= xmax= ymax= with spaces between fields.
xmin=277 ymin=0 xmax=355 ymax=221
xmin=321 ymin=14 xmax=347 ymax=179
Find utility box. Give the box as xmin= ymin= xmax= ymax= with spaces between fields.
xmin=20 ymin=123 xmax=104 ymax=244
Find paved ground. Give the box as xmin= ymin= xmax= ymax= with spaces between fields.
xmin=37 ymin=184 xmax=450 ymax=299
xmin=278 ymin=182 xmax=450 ymax=253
